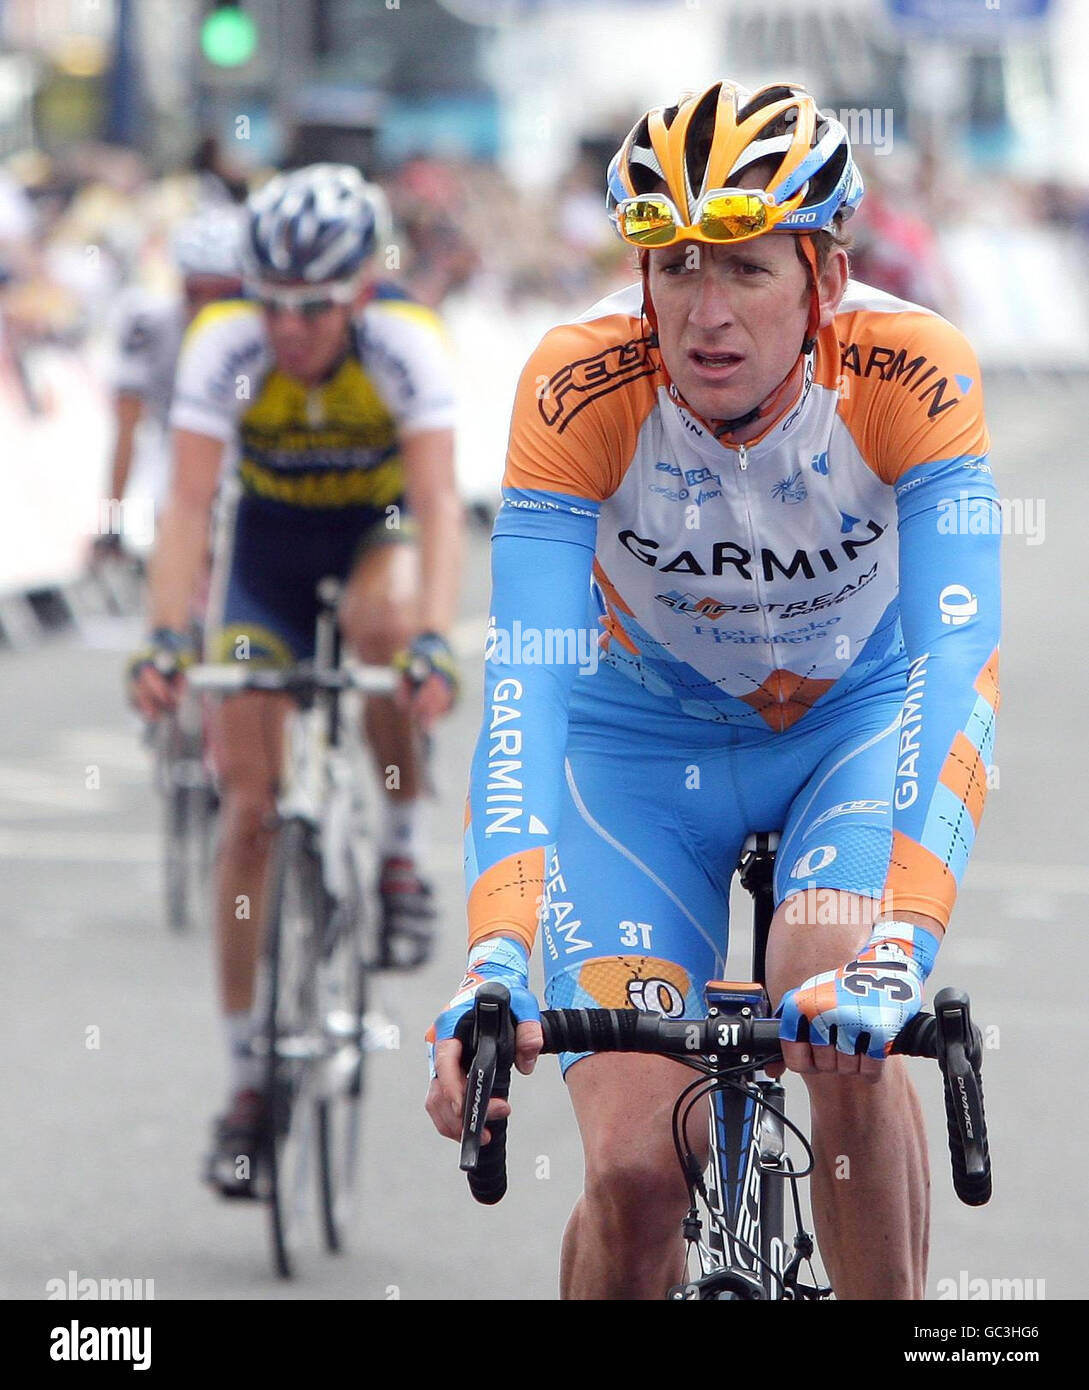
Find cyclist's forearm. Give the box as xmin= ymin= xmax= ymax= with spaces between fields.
xmin=402 ymin=426 xmax=461 ymax=635
xmin=147 ymin=498 xmax=209 ymax=633
xmin=107 ymin=394 xmax=142 ymax=503
xmin=413 ymin=491 xmax=464 ymax=635
xmin=465 ymin=519 xmax=598 ymax=953
xmin=880 ymin=457 xmax=1001 ymax=928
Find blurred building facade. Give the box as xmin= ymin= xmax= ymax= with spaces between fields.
xmin=0 ymin=1 xmax=1081 ymax=183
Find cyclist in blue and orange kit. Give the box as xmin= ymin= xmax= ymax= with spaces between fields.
xmin=426 ymin=81 xmax=1000 ymax=1299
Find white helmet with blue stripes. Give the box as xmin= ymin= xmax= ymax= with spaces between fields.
xmin=244 ymin=163 xmax=389 ymax=287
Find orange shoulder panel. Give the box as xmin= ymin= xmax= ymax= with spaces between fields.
xmin=831 ymin=307 xmax=990 ymax=485
xmin=504 ymin=312 xmax=659 ymax=502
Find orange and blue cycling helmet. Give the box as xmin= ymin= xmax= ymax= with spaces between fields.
xmin=606 ymin=80 xmax=864 ymax=431
xmin=606 ymin=79 xmax=864 ymax=249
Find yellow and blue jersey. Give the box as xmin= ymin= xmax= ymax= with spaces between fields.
xmin=169 ymin=284 xmax=456 ymax=509
xmin=169 ymin=283 xmax=456 ymax=666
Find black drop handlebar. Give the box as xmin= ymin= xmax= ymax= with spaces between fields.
xmin=456 ymin=983 xmax=991 ymax=1209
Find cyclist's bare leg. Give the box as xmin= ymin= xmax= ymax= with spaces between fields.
xmin=560 ymin=1053 xmax=709 ymax=1299
xmin=764 ymin=895 xmax=930 ymax=1300
xmin=339 ymin=541 xmax=422 ymax=799
xmin=209 ymin=690 xmax=291 ymax=1012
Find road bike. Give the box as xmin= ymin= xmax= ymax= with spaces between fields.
xmin=189 ymin=578 xmax=397 ymax=1277
xmin=457 ymin=831 xmax=991 ymax=1300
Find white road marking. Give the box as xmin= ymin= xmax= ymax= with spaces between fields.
xmin=0 ymin=828 xmax=160 ymax=861
xmin=0 ymin=764 xmax=125 ymax=815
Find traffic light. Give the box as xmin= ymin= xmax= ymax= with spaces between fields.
xmin=200 ymin=5 xmax=258 ymax=68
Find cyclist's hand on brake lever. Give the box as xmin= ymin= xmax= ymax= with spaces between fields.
xmin=776 ymin=922 xmax=941 ymax=1078
xmin=394 ymin=631 xmax=459 ymax=730
xmin=424 ymin=937 xmax=543 ymax=1143
xmin=126 ymin=628 xmax=195 ymax=721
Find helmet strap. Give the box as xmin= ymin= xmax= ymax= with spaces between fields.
xmin=712 ymin=352 xmax=810 ymax=438
xmin=638 ymin=251 xmax=659 ymax=346
xmin=798 ymin=233 xmax=821 ymax=353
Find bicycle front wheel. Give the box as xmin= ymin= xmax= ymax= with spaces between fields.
xmin=159 ymin=718 xmax=216 ymax=933
xmin=262 ymin=816 xmax=326 ymax=1279
xmin=316 ymin=891 xmax=368 ymax=1253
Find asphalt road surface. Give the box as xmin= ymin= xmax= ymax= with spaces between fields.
xmin=2 ymin=375 xmax=1086 ymax=1301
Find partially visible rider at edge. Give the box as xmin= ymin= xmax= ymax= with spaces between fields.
xmin=129 ymin=163 xmax=462 ymax=1195
xmin=96 ymin=205 xmax=246 ymax=563
xmin=426 ymin=81 xmax=1000 ymax=1300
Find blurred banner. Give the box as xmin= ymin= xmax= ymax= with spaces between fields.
xmin=887 ymin=0 xmax=1053 ymax=36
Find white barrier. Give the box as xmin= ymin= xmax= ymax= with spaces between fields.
xmin=0 ymin=344 xmax=111 ymax=597
xmin=939 ymin=224 xmax=1089 ymax=372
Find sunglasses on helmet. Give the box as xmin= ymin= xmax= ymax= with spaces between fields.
xmin=611 ymin=187 xmax=789 ymax=248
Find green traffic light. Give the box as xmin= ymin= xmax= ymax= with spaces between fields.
xmin=201 ymin=6 xmax=257 ymax=67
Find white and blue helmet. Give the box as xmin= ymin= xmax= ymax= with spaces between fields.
xmin=244 ymin=163 xmax=388 ymax=286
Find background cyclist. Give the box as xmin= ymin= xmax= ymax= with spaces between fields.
xmin=96 ymin=204 xmax=245 ymax=565
xmin=130 ymin=163 xmax=463 ymax=1193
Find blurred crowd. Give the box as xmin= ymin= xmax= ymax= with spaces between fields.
xmin=2 ymin=128 xmax=1089 ymax=411
xmin=0 ymin=137 xmax=629 ymax=363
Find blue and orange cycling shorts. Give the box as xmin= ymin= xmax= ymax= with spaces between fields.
xmin=542 ymin=657 xmax=909 ymax=1072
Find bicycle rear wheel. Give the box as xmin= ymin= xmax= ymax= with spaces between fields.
xmin=262 ymin=816 xmax=327 ymax=1279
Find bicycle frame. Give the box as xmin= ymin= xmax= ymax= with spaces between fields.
xmin=700 ymin=982 xmax=787 ymax=1297
xmin=275 ymin=594 xmax=371 ymax=915
xmin=674 ymin=831 xmax=828 ymax=1301
xmin=459 ymin=888 xmax=993 ymax=1300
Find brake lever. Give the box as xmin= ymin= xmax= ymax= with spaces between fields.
xmin=933 ymin=987 xmax=992 ymax=1204
xmin=458 ymin=984 xmax=509 ymax=1173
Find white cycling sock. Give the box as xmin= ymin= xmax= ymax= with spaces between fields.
xmin=224 ymin=1011 xmax=263 ymax=1095
xmin=378 ymin=795 xmax=427 ymax=864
